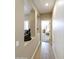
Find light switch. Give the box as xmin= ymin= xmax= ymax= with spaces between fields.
xmin=16 ymin=41 xmax=19 ymax=47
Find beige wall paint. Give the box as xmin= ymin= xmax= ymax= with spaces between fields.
xmin=15 ymin=0 xmax=24 ymax=50
xmin=52 ymin=0 xmax=64 ymax=59
xmin=40 ymin=13 xmax=52 ymax=20
xmin=29 ymin=10 xmax=35 ymax=37
xmin=15 ymin=0 xmax=40 ymax=59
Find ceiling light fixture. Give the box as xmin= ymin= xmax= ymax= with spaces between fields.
xmin=57 ymin=1 xmax=64 ymax=5
xmin=45 ymin=3 xmax=48 ymax=6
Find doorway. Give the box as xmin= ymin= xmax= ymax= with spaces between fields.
xmin=41 ymin=20 xmax=50 ymax=42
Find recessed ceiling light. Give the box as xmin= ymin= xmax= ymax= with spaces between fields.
xmin=57 ymin=1 xmax=64 ymax=5
xmin=45 ymin=3 xmax=48 ymax=6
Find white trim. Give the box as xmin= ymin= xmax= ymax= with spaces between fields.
xmin=52 ymin=45 xmax=57 ymax=59
xmin=31 ymin=41 xmax=40 ymax=59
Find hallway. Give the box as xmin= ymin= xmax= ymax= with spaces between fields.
xmin=15 ymin=0 xmax=64 ymax=59
xmin=41 ymin=33 xmax=49 ymax=42
xmin=34 ymin=42 xmax=55 ymax=59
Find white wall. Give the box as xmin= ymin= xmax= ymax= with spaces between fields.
xmin=52 ymin=0 xmax=64 ymax=59
xmin=15 ymin=0 xmax=40 ymax=59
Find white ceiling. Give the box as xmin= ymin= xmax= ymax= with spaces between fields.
xmin=53 ymin=0 xmax=64 ymax=19
xmin=24 ymin=0 xmax=32 ymax=15
xmin=24 ymin=0 xmax=56 ymax=15
xmin=32 ymin=0 xmax=56 ymax=14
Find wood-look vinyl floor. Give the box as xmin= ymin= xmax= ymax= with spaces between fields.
xmin=34 ymin=42 xmax=55 ymax=59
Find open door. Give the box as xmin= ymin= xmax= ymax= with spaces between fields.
xmin=41 ymin=20 xmax=50 ymax=42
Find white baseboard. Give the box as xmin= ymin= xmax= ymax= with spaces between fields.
xmin=31 ymin=41 xmax=40 ymax=59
